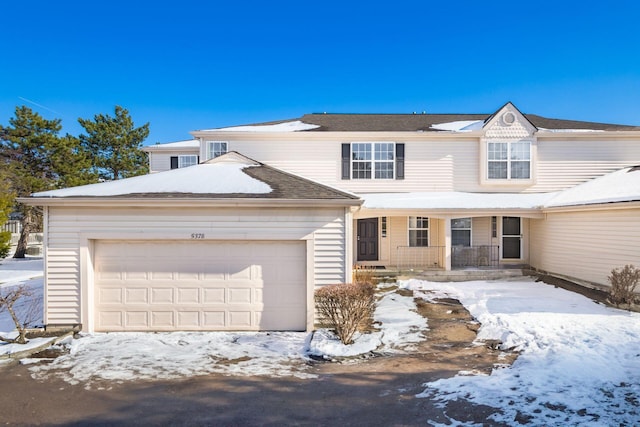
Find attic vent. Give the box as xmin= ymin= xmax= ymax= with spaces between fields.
xmin=503 ymin=112 xmax=516 ymax=125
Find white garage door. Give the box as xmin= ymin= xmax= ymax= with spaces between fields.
xmin=94 ymin=240 xmax=307 ymax=332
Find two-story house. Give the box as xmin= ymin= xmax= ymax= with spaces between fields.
xmin=26 ymin=102 xmax=640 ymax=333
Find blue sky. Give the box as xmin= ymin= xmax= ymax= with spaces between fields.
xmin=2 ymin=1 xmax=640 ymax=145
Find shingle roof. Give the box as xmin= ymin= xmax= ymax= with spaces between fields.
xmin=291 ymin=113 xmax=640 ymax=132
xmin=30 ymin=152 xmax=360 ymax=202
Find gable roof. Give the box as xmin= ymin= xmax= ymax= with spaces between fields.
xmin=28 ymin=152 xmax=360 ymax=204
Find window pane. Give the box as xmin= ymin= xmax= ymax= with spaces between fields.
xmin=178 ymin=155 xmax=197 ymax=168
xmin=375 ymin=162 xmax=394 ymax=179
xmin=511 ymin=161 xmax=530 ymax=179
xmin=510 ymin=141 xmax=530 ymax=160
xmin=374 ymin=143 xmax=394 ymax=160
xmin=488 ymin=161 xmax=508 ymax=179
xmin=352 ymin=161 xmax=372 ymax=179
xmin=451 ymin=218 xmax=471 ymax=229
xmin=208 ymin=141 xmax=228 ymax=159
xmin=409 ymin=230 xmax=429 ymax=247
xmin=352 ymin=143 xmax=371 ymax=161
xmin=488 ymin=142 xmax=508 ymax=160
xmin=452 ymin=230 xmax=471 ymax=247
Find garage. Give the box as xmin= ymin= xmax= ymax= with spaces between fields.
xmin=94 ymin=240 xmax=307 ymax=331
xmin=25 ymin=152 xmax=360 ymax=332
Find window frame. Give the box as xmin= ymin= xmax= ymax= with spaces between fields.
xmin=350 ymin=142 xmax=396 ymax=180
xmin=451 ymin=217 xmax=472 ymax=247
xmin=206 ymin=141 xmax=228 ymax=160
xmin=178 ymin=154 xmax=198 ymax=168
xmin=486 ymin=140 xmax=531 ymax=180
xmin=408 ymin=216 xmax=429 ymax=247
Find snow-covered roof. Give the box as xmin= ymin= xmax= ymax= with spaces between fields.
xmin=202 ymin=120 xmax=319 ymax=132
xmin=429 ymin=120 xmax=485 ymax=132
xmin=33 ymin=156 xmax=272 ymax=197
xmin=545 ymin=166 xmax=640 ymax=207
xmin=29 ymin=152 xmax=360 ymax=203
xmin=143 ymin=139 xmax=199 ymax=150
xmin=362 ymin=191 xmax=557 ymax=210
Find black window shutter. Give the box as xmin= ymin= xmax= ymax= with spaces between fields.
xmin=395 ymin=143 xmax=405 ymax=180
xmin=197 ymin=156 xmax=200 ymax=164
xmin=170 ymin=156 xmax=178 ymax=169
xmin=341 ymin=144 xmax=350 ymax=179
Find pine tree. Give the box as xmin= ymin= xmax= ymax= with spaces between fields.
xmin=0 ymin=172 xmax=13 ymax=259
xmin=0 ymin=106 xmax=95 ymax=258
xmin=78 ymin=106 xmax=149 ymax=180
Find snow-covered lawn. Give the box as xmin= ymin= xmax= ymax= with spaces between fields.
xmin=402 ymin=278 xmax=640 ymax=426
xmin=0 ymin=257 xmax=45 ymax=355
xmin=3 ymin=258 xmax=640 ymax=424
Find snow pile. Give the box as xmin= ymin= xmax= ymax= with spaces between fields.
xmin=430 ymin=120 xmax=484 ymax=132
xmin=307 ymin=286 xmax=428 ymax=358
xmin=30 ymin=331 xmax=315 ymax=385
xmin=402 ymin=279 xmax=640 ymax=426
xmin=205 ymin=120 xmax=320 ymax=132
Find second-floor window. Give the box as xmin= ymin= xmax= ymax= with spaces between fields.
xmin=409 ymin=216 xmax=429 ymax=247
xmin=206 ymin=141 xmax=228 ymax=160
xmin=178 ymin=155 xmax=198 ymax=168
xmin=351 ymin=142 xmax=395 ymax=179
xmin=487 ymin=141 xmax=531 ymax=179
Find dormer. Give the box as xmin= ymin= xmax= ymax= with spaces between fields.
xmin=479 ymin=102 xmax=537 ymax=188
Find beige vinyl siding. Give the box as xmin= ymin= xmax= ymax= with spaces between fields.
xmin=532 ymin=139 xmax=640 ymax=192
xmin=471 ymin=217 xmax=491 ymax=246
xmin=199 ymin=135 xmax=640 ymax=194
xmin=228 ymin=139 xmax=479 ymax=193
xmin=45 ymin=206 xmax=346 ymax=325
xmin=530 ymin=207 xmax=640 ymax=287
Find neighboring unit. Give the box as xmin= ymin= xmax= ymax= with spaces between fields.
xmin=25 ymin=102 xmax=640 ymax=332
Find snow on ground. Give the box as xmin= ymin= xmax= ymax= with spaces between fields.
xmin=401 ymin=278 xmax=640 ymax=427
xmin=29 ymin=283 xmax=427 ymax=386
xmin=0 ymin=257 xmax=45 ymax=354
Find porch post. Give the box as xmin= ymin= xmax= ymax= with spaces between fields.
xmin=444 ymin=216 xmax=452 ymax=271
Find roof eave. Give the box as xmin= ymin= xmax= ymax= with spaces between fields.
xmin=20 ymin=197 xmax=362 ymax=208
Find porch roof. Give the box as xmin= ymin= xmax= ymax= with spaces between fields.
xmin=358 ymin=191 xmax=557 ymax=215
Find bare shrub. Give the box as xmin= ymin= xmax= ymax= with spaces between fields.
xmin=608 ymin=264 xmax=640 ymax=308
xmin=315 ymin=282 xmax=375 ymax=345
xmin=0 ymin=284 xmax=40 ymax=344
xmin=352 ymin=266 xmax=376 ymax=285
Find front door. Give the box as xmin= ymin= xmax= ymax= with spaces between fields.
xmin=502 ymin=217 xmax=521 ymax=259
xmin=357 ymin=218 xmax=378 ymax=261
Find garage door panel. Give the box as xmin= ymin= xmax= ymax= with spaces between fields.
xmin=203 ymin=311 xmax=225 ymax=327
xmin=178 ymin=288 xmax=201 ymax=304
xmin=151 ymin=311 xmax=174 ymax=327
xmin=94 ymin=240 xmax=306 ymax=331
xmin=202 ymin=288 xmax=225 ymax=304
xmin=151 ymin=288 xmax=174 ymax=304
xmin=125 ymin=288 xmax=148 ymax=304
xmin=177 ymin=311 xmax=200 ymax=327
xmin=125 ymin=312 xmax=148 ymax=328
